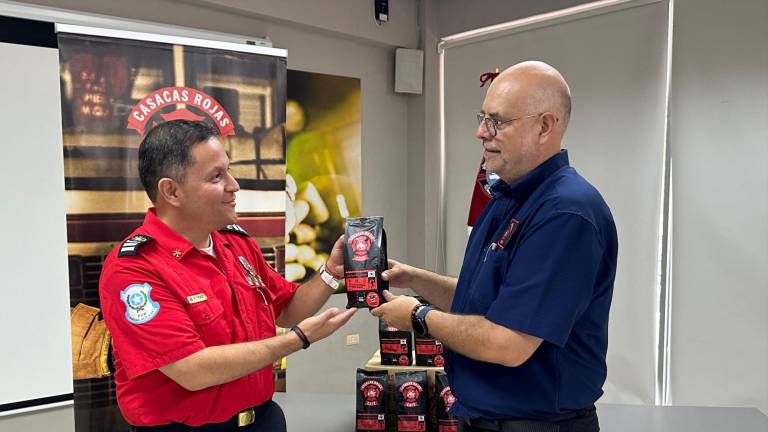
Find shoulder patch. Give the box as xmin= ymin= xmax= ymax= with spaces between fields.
xmin=220 ymin=224 xmax=249 ymax=236
xmin=118 ymin=234 xmax=154 ymax=257
xmin=120 ymin=283 xmax=160 ymax=324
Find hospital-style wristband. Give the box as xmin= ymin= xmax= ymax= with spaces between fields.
xmin=291 ymin=326 xmax=311 ymax=349
xmin=318 ymin=263 xmax=341 ymax=290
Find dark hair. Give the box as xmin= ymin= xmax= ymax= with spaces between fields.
xmin=138 ymin=120 xmax=219 ymax=201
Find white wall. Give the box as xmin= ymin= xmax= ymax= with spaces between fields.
xmin=668 ymin=0 xmax=768 ymax=414
xmin=435 ymin=0 xmax=592 ymax=37
xmin=187 ymin=0 xmax=418 ymax=48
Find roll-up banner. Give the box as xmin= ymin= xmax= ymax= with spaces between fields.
xmin=57 ymin=25 xmax=286 ymax=432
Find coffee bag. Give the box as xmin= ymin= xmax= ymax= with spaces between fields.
xmin=395 ymin=371 xmax=427 ymax=432
xmin=344 ymin=217 xmax=388 ymax=309
xmin=356 ymin=368 xmax=389 ymax=432
xmin=435 ymin=372 xmax=459 ymax=432
xmin=379 ymin=319 xmax=413 ymax=366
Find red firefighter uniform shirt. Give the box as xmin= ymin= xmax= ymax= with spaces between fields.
xmin=99 ymin=209 xmax=298 ymax=426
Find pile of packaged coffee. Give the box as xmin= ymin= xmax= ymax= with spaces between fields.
xmin=345 ymin=217 xmax=459 ymax=432
xmin=356 ymin=369 xmax=458 ymax=432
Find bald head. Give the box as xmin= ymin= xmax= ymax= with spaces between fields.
xmin=478 ymin=61 xmax=572 ymax=183
xmin=491 ymin=61 xmax=571 ymax=133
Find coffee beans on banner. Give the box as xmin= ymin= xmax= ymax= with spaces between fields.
xmin=379 ymin=319 xmax=413 ymax=366
xmin=344 ymin=217 xmax=388 ymax=309
xmin=435 ymin=372 xmax=459 ymax=432
xmin=395 ymin=371 xmax=427 ymax=432
xmin=356 ymin=368 xmax=389 ymax=432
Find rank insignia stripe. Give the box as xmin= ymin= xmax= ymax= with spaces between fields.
xmin=118 ymin=234 xmax=154 ymax=257
xmin=220 ymin=224 xmax=249 ymax=236
xmin=186 ymin=293 xmax=208 ymax=304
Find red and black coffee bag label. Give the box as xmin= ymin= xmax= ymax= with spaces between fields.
xmin=414 ymin=337 xmax=444 ymax=367
xmin=379 ymin=319 xmax=413 ymax=366
xmin=356 ymin=368 xmax=389 ymax=432
xmin=396 ymin=371 xmax=427 ymax=432
xmin=436 ymin=372 xmax=459 ymax=432
xmin=344 ymin=217 xmax=388 ymax=309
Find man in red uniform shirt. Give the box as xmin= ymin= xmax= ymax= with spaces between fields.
xmin=99 ymin=120 xmax=356 ymax=431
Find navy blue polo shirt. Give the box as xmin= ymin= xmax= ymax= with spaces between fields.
xmin=446 ymin=150 xmax=618 ymax=420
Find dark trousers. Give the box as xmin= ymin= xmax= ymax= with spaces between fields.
xmin=461 ymin=406 xmax=599 ymax=432
xmin=130 ymin=400 xmax=286 ymax=432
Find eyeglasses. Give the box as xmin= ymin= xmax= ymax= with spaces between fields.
xmin=476 ymin=112 xmax=540 ymax=137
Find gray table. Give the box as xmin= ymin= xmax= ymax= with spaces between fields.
xmin=273 ymin=392 xmax=768 ymax=432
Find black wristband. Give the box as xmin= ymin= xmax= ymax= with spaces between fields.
xmin=290 ymin=326 xmax=311 ymax=349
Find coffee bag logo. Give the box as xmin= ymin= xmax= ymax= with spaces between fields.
xmin=348 ymin=231 xmax=375 ymax=261
xmin=361 ymin=380 xmax=384 ymax=406
xmin=126 ymin=86 xmax=235 ymax=136
xmin=440 ymin=387 xmax=456 ymax=411
xmin=400 ymin=381 xmax=423 ymax=408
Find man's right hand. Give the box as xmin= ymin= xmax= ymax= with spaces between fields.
xmin=381 ymin=259 xmax=418 ymax=288
xmin=296 ymin=307 xmax=357 ymax=343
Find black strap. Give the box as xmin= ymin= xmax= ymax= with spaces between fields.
xmin=290 ymin=326 xmax=310 ymax=349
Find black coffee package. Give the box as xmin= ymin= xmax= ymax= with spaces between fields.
xmin=379 ymin=319 xmax=413 ymax=366
xmin=344 ymin=216 xmax=388 ymax=309
xmin=395 ymin=371 xmax=428 ymax=432
xmin=435 ymin=372 xmax=459 ymax=432
xmin=356 ymin=368 xmax=389 ymax=432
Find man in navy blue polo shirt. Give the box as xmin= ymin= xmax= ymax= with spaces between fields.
xmin=372 ymin=61 xmax=617 ymax=432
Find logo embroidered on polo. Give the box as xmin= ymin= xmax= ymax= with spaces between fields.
xmin=120 ymin=283 xmax=160 ymax=324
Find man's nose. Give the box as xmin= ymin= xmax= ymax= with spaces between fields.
xmin=226 ymin=172 xmax=240 ymax=192
xmin=476 ymin=121 xmax=491 ymax=141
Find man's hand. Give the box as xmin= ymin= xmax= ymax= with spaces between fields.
xmin=370 ymin=290 xmax=420 ymax=331
xmin=325 ymin=235 xmax=345 ymax=279
xmin=295 ymin=307 xmax=357 ymax=343
xmin=381 ymin=259 xmax=418 ymax=288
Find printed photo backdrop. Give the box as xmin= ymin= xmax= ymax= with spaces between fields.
xmin=58 ymin=32 xmax=287 ymax=431
xmin=284 ymin=70 xmax=362 ymax=289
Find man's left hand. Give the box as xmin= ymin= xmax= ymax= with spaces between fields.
xmin=370 ymin=290 xmax=420 ymax=330
xmin=325 ymin=235 xmax=344 ymax=278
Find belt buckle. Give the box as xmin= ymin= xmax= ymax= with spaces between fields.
xmin=237 ymin=408 xmax=255 ymax=427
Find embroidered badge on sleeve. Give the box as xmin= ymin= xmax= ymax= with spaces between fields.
xmin=120 ymin=283 xmax=160 ymax=324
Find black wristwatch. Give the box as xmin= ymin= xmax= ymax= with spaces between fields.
xmin=411 ymin=304 xmax=434 ymax=337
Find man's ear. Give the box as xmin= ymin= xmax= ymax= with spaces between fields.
xmin=538 ymin=112 xmax=559 ymax=142
xmin=157 ymin=178 xmax=183 ymax=207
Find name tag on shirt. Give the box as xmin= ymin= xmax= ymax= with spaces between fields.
xmin=186 ymin=293 xmax=208 ymax=304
